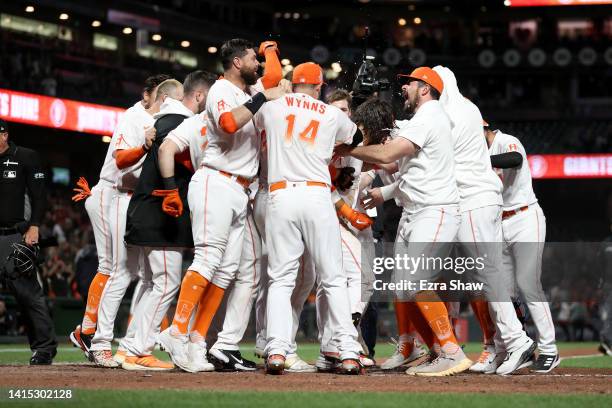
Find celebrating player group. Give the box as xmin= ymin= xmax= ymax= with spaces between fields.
xmin=68 ymin=37 xmax=558 ymax=376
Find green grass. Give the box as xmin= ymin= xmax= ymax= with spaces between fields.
xmin=0 ymin=342 xmax=610 ymax=369
xmin=0 ymin=390 xmax=610 ymax=408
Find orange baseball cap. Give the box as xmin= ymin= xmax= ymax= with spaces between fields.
xmin=397 ymin=66 xmax=444 ymax=95
xmin=292 ymin=62 xmax=324 ymax=85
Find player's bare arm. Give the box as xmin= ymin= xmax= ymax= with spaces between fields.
xmin=338 ymin=137 xmax=417 ymax=164
xmin=158 ymin=139 xmax=182 ymax=180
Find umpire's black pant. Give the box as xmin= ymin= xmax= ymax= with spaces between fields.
xmin=0 ymin=233 xmax=57 ymax=356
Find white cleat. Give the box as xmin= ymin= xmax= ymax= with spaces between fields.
xmin=90 ymin=350 xmax=119 ymax=368
xmin=469 ymin=344 xmax=497 ymax=373
xmin=188 ymin=341 xmax=215 ymax=372
xmin=410 ymin=349 xmax=472 ymax=377
xmin=496 ymin=337 xmax=536 ymax=376
xmin=284 ymin=354 xmax=316 ymax=373
xmin=381 ymin=338 xmax=427 ymax=370
xmin=157 ymin=328 xmax=194 ymax=373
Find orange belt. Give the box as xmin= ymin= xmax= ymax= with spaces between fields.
xmin=502 ymin=205 xmax=528 ymax=220
xmin=269 ymin=180 xmax=329 ymax=192
xmin=207 ymin=167 xmax=251 ymax=189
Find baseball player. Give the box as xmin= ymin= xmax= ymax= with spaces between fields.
xmin=120 ymin=71 xmax=217 ymax=371
xmin=338 ymin=66 xmax=472 ymax=376
xmin=69 ymin=74 xmax=170 ymax=362
xmin=485 ymin=123 xmax=559 ymax=373
xmin=433 ymin=66 xmax=536 ymax=375
xmin=254 ymin=62 xmax=364 ymax=375
xmin=157 ymin=38 xmax=286 ymax=372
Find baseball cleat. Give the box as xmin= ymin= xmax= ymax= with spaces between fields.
xmin=284 ymin=354 xmax=316 ymax=373
xmin=469 ymin=344 xmax=496 ymax=373
xmin=496 ymin=337 xmax=536 ymax=375
xmin=409 ymin=349 xmax=472 ymax=377
xmin=209 ymin=348 xmax=257 ymax=372
xmin=254 ymin=346 xmax=266 ymax=359
xmin=90 ymin=350 xmax=119 ymax=368
xmin=188 ymin=341 xmax=215 ymax=372
xmin=483 ymin=351 xmax=507 ymax=374
xmin=315 ymin=353 xmax=335 ymax=372
xmin=530 ymin=353 xmax=560 ymax=373
xmin=157 ymin=328 xmax=194 ymax=373
xmin=113 ymin=350 xmax=127 ymax=365
xmin=339 ymin=358 xmax=362 ymax=375
xmin=381 ymin=337 xmax=427 ymax=370
xmin=69 ymin=325 xmax=93 ymax=361
xmin=266 ymin=354 xmax=285 ymax=375
xmin=359 ymin=353 xmax=376 ymax=368
xmin=598 ymin=341 xmax=612 ymax=357
xmin=122 ymin=355 xmax=174 ymax=371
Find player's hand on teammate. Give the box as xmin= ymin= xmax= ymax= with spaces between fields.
xmin=361 ymin=187 xmax=384 ymax=210
xmin=144 ymin=126 xmax=156 ymax=150
xmin=262 ymin=85 xmax=287 ymax=101
xmin=333 ymin=166 xmax=355 ymax=191
xmin=334 ymin=143 xmax=354 ymax=157
xmin=152 ymin=188 xmax=183 ymax=217
xmin=278 ymin=78 xmax=292 ymax=93
xmin=258 ymin=40 xmax=279 ymax=56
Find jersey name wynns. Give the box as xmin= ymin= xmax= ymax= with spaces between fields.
xmin=254 ymin=93 xmax=356 ymax=186
xmin=201 ymin=79 xmax=263 ymax=179
xmin=488 ymin=130 xmax=538 ymax=211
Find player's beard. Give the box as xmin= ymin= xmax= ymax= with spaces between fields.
xmin=402 ymin=91 xmax=418 ymax=115
xmin=240 ymin=66 xmax=259 ymax=86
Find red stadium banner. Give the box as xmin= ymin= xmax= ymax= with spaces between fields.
xmin=0 ymin=88 xmax=125 ymax=136
xmin=528 ymin=154 xmax=612 ymax=179
xmin=508 ymin=0 xmax=612 ymax=6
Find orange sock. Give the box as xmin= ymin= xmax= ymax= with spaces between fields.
xmin=81 ymin=272 xmax=110 ymax=335
xmin=170 ymin=271 xmax=210 ymax=334
xmin=160 ymin=315 xmax=169 ymax=331
xmin=471 ymin=300 xmax=495 ymax=345
xmin=394 ymin=301 xmax=412 ymax=337
xmin=415 ymin=291 xmax=459 ymax=353
xmin=190 ymin=284 xmax=225 ymax=343
xmin=406 ymin=302 xmax=435 ymax=349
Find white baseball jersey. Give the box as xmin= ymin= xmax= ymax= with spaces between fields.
xmin=202 ymin=79 xmax=264 ymax=179
xmin=434 ymin=66 xmax=502 ymax=212
xmin=99 ymin=101 xmax=150 ymax=186
xmin=166 ymin=112 xmax=209 ymax=170
xmin=488 ymin=130 xmax=538 ymax=211
xmin=394 ymin=100 xmax=459 ymax=213
xmin=116 ymin=105 xmax=155 ymax=190
xmin=254 ymin=92 xmax=356 ymax=185
xmin=331 ymin=154 xmax=363 ymax=208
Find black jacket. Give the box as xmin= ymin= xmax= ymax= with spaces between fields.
xmin=0 ymin=142 xmax=46 ymax=229
xmin=125 ymin=113 xmax=194 ymax=247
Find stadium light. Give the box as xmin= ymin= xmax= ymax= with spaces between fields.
xmin=152 ymin=34 xmax=162 ymax=41
xmin=331 ymin=62 xmax=342 ymax=73
xmin=504 ymin=0 xmax=511 ymax=6
xmin=293 ymin=13 xmax=300 ymax=19
xmin=59 ymin=13 xmax=69 ymax=21
xmin=91 ymin=20 xmax=101 ymax=28
xmin=208 ymin=46 xmax=217 ymax=53
xmin=398 ymin=18 xmax=407 ymax=26
xmin=25 ymin=6 xmax=35 ymax=13
xmin=414 ymin=17 xmax=422 ymax=25
xmin=281 ymin=58 xmax=291 ymax=66
xmin=181 ymin=40 xmax=190 ymax=48
xmin=102 ymin=136 xmax=112 ymax=143
xmin=123 ymin=27 xmax=132 ymax=35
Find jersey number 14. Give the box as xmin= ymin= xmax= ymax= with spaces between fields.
xmin=285 ymin=114 xmax=319 ymax=146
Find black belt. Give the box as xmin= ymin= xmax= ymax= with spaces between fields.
xmin=0 ymin=227 xmax=18 ymax=236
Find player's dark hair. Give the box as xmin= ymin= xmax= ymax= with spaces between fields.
xmin=326 ymin=89 xmax=352 ymax=106
xmin=143 ymin=74 xmax=172 ymax=95
xmin=417 ymin=80 xmax=440 ymax=100
xmin=183 ymin=70 xmax=218 ymax=96
xmin=220 ymin=38 xmax=255 ymax=70
xmin=352 ymin=98 xmax=396 ymax=146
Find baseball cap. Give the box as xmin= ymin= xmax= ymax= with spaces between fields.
xmin=0 ymin=118 xmax=8 ymax=133
xmin=397 ymin=66 xmax=444 ymax=95
xmin=292 ymin=62 xmax=324 ymax=85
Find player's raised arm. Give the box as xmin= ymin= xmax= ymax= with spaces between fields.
xmin=258 ymin=41 xmax=282 ymax=89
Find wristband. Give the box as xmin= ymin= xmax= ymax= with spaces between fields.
xmin=162 ymin=177 xmax=177 ymax=190
xmin=244 ymin=92 xmax=267 ymax=115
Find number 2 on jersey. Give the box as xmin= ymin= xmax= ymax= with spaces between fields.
xmin=285 ymin=114 xmax=319 ymax=145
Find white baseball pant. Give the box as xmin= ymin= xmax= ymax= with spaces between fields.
xmin=265 ymin=185 xmax=361 ymax=359
xmin=84 ymin=182 xmax=115 ymax=276
xmin=210 ymin=208 xmax=261 ymax=351
xmin=122 ymin=248 xmax=182 ymax=356
xmin=457 ymin=204 xmax=530 ymax=354
xmin=501 ymin=203 xmax=556 ymax=354
xmin=187 ymin=167 xmax=248 ymax=289
xmin=91 ymin=190 xmax=141 ymax=351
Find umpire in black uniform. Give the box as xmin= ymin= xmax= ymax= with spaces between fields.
xmin=0 ymin=118 xmax=58 ymax=364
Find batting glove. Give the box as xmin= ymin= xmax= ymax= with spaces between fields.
xmin=337 ymin=203 xmax=373 ymax=231
xmin=71 ymin=176 xmax=92 ymax=202
xmin=152 ymin=188 xmax=183 ymax=218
